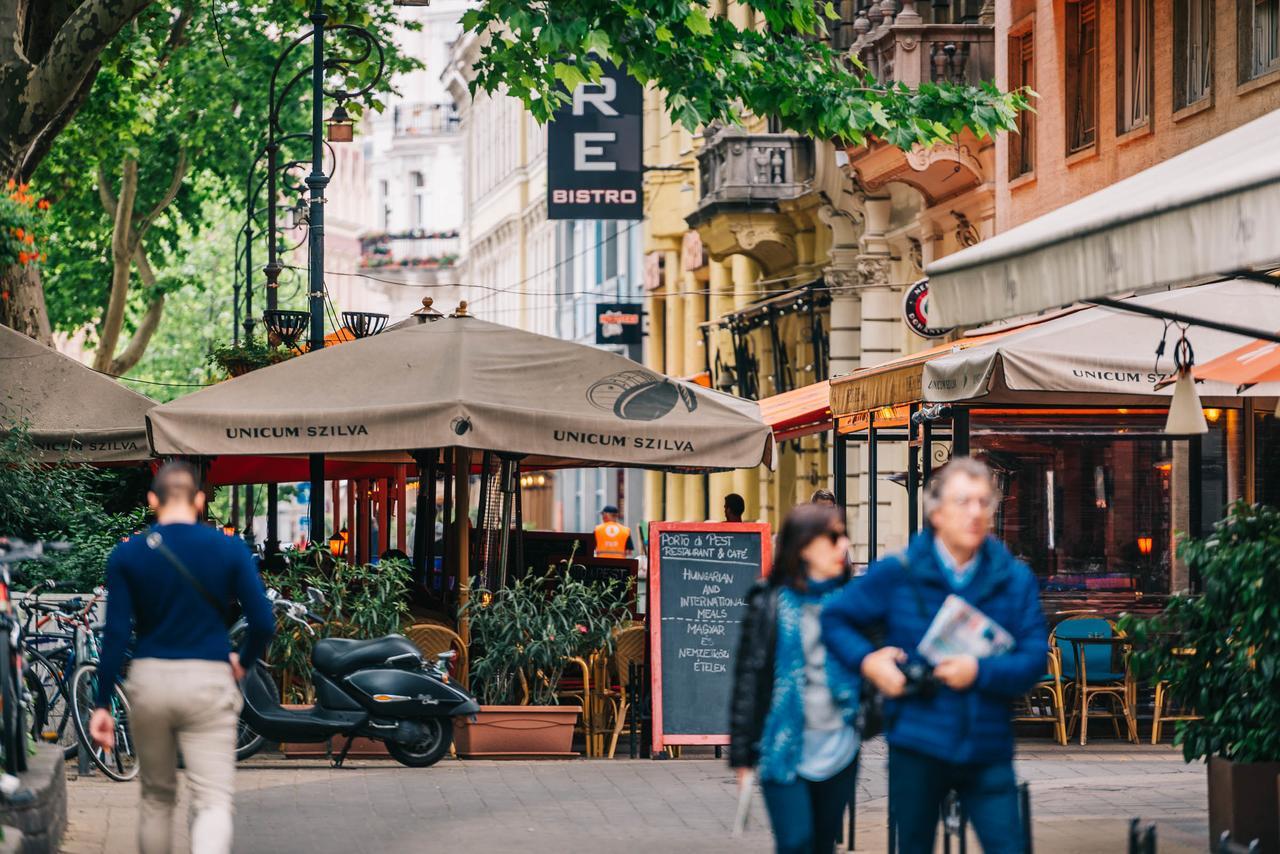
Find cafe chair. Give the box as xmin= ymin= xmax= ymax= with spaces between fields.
xmin=1051 ymin=616 xmax=1138 ymax=745
xmin=555 ymin=657 xmax=598 ymax=756
xmin=602 ymin=626 xmax=647 ymax=759
xmin=404 ymin=623 xmax=469 ymax=690
xmin=1151 ymin=646 xmax=1201 ymax=744
xmin=1013 ymin=646 xmax=1068 ymax=745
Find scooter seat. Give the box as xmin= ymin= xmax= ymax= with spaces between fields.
xmin=312 ymin=635 xmax=421 ymax=676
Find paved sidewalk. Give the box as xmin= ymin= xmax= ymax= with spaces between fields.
xmin=63 ymin=740 xmax=1207 ymax=853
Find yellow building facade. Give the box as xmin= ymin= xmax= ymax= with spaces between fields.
xmin=642 ymin=1 xmax=1000 ymax=564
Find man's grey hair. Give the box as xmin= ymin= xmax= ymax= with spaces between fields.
xmin=923 ymin=456 xmax=1000 ymax=516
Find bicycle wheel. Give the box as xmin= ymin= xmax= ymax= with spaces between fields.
xmin=25 ymin=648 xmax=77 ymax=759
xmin=69 ymin=663 xmax=139 ymax=782
xmin=0 ymin=629 xmax=25 ymax=775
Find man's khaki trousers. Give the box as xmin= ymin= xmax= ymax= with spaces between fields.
xmin=127 ymin=659 xmax=242 ymax=854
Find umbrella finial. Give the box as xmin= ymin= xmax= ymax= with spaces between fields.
xmin=452 ymin=300 xmax=469 ymax=318
xmin=413 ymin=297 xmax=443 ymax=322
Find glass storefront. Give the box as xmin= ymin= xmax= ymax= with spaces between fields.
xmin=969 ymin=410 xmax=1238 ymax=594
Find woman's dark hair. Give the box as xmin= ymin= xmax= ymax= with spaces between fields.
xmin=769 ymin=503 xmax=848 ymax=590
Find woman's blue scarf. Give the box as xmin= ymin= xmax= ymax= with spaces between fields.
xmin=756 ymin=578 xmax=861 ymax=784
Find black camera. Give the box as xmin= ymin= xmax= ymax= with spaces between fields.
xmin=899 ymin=660 xmax=939 ymax=700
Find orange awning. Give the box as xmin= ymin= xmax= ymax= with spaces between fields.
xmin=757 ymin=380 xmax=831 ymax=441
xmin=1194 ymin=337 xmax=1280 ymax=390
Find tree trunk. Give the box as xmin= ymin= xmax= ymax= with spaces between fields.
xmin=107 ymin=244 xmax=165 ymax=375
xmin=93 ymin=157 xmax=138 ymax=372
xmin=0 ymin=262 xmax=52 ymax=343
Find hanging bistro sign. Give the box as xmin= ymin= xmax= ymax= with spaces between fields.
xmin=547 ymin=61 xmax=643 ymax=220
xmin=596 ymin=302 xmax=644 ymax=346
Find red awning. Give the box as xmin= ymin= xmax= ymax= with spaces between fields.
xmin=758 ymin=381 xmax=832 ymax=441
xmin=203 ymin=456 xmax=405 ymax=487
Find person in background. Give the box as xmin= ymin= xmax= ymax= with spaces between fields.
xmin=810 ymin=489 xmax=836 ymax=507
xmin=730 ymin=504 xmax=860 ymax=854
xmin=821 ymin=457 xmax=1047 ymax=854
xmin=725 ymin=492 xmax=746 ymax=523
xmin=593 ymin=505 xmax=633 ymax=559
xmin=90 ymin=461 xmax=275 ymax=854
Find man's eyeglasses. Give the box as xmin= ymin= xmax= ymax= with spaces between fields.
xmin=945 ymin=494 xmax=998 ymax=512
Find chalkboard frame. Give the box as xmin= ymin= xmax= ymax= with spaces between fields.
xmin=647 ymin=521 xmax=771 ymax=752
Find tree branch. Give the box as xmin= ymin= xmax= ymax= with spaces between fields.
xmin=109 ymin=242 xmax=165 ymax=374
xmin=17 ymin=59 xmax=99 ymax=181
xmin=96 ymin=160 xmax=117 ymax=215
xmin=155 ymin=2 xmax=194 ymax=73
xmin=19 ymin=0 xmax=153 ymax=146
xmin=136 ymin=148 xmax=187 ymax=236
xmin=94 ymin=157 xmax=138 ymax=372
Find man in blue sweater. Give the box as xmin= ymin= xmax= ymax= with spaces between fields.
xmin=89 ymin=461 xmax=274 ymax=854
xmin=821 ymin=457 xmax=1047 ymax=854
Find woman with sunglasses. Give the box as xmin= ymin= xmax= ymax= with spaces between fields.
xmin=730 ymin=503 xmax=860 ymax=854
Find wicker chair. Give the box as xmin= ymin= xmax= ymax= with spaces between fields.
xmin=1013 ymin=647 xmax=1068 ymax=745
xmin=403 ymin=623 xmax=469 ymax=689
xmin=602 ymin=626 xmax=647 ymax=758
xmin=1052 ymin=616 xmax=1138 ymax=745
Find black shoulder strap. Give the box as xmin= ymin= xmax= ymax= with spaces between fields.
xmin=145 ymin=532 xmax=234 ymax=626
xmin=890 ymin=552 xmax=929 ymax=620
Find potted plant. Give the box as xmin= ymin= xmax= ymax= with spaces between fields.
xmin=263 ymin=547 xmax=412 ymax=758
xmin=455 ymin=565 xmax=631 ymax=758
xmin=208 ymin=339 xmax=294 ymax=378
xmin=1123 ymin=501 xmax=1280 ymax=852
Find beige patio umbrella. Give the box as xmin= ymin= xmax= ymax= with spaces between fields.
xmin=922 ymin=280 xmax=1280 ymax=406
xmin=0 ymin=324 xmax=153 ymax=463
xmin=147 ymin=314 xmax=774 ymax=471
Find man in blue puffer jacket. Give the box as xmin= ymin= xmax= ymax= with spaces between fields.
xmin=821 ymin=457 xmax=1047 ymax=854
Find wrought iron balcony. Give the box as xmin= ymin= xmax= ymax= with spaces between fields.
xmin=847 ymin=1 xmax=994 ymax=89
xmin=689 ymin=126 xmax=815 ymax=222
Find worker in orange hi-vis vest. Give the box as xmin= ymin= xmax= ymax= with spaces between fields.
xmin=593 ymin=505 xmax=633 ymax=559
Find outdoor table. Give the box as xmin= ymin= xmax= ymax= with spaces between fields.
xmin=1065 ymin=635 xmax=1137 ymax=746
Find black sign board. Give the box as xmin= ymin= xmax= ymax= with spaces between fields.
xmin=648 ymin=522 xmax=771 ymax=751
xmin=547 ymin=62 xmax=643 ymax=220
xmin=595 ymin=302 xmax=643 ymax=346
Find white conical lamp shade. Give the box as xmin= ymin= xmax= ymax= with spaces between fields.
xmin=1165 ymin=371 xmax=1208 ymax=435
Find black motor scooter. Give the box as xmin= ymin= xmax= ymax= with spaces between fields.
xmin=235 ymin=590 xmax=477 ymax=768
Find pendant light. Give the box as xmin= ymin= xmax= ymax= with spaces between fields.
xmin=1164 ymin=333 xmax=1208 ymax=435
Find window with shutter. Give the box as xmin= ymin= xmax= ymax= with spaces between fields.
xmin=1066 ymin=0 xmax=1098 ymax=153
xmin=1174 ymin=0 xmax=1213 ymax=110
xmin=1117 ymin=0 xmax=1153 ymax=133
xmin=1008 ymin=27 xmax=1035 ymax=178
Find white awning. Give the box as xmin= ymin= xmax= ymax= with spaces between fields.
xmin=923 ymin=280 xmax=1280 ymax=405
xmin=927 ymin=109 xmax=1280 ymax=328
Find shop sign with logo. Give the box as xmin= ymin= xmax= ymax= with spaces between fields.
xmin=902 ymin=278 xmax=953 ymax=339
xmin=547 ymin=61 xmax=643 ymax=220
xmin=596 ymin=302 xmax=643 ymax=346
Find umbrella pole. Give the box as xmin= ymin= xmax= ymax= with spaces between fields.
xmin=454 ymin=447 xmax=471 ymax=646
xmin=309 ymin=454 xmax=325 ymax=546
xmin=396 ymin=467 xmax=408 ymax=553
xmin=496 ymin=457 xmax=516 ymax=589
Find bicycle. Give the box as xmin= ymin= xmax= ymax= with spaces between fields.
xmin=18 ymin=578 xmax=138 ymax=781
xmin=20 ymin=580 xmax=100 ymax=760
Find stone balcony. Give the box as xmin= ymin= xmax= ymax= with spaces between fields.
xmin=358 ymin=230 xmax=460 ymax=283
xmin=686 ymin=126 xmax=817 ymax=274
xmin=842 ymin=2 xmax=996 ymax=205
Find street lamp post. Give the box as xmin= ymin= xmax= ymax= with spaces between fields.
xmin=248 ymin=0 xmax=384 ymax=547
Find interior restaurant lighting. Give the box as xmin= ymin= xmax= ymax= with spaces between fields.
xmin=222 ymin=523 xmax=237 ymax=537
xmin=1203 ymin=408 xmax=1222 ymax=423
xmin=328 ymin=528 xmax=348 ymax=556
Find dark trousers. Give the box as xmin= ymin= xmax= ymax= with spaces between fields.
xmin=889 ymin=746 xmax=1023 ymax=854
xmin=760 ymin=758 xmax=858 ymax=854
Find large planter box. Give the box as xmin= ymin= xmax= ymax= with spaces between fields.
xmin=1208 ymin=755 xmax=1280 ymax=853
xmin=453 ymin=705 xmax=581 ymax=758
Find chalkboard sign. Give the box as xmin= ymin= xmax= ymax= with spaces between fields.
xmin=648 ymin=521 xmax=771 ymax=751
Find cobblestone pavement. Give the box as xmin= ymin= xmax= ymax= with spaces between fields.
xmin=62 ymin=740 xmax=1206 ymax=853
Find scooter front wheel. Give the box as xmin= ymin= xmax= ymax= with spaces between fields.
xmin=385 ymin=717 xmax=452 ymax=768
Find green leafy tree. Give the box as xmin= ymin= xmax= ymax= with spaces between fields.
xmin=35 ymin=1 xmax=414 ymax=374
xmin=462 ymin=0 xmax=1029 ymax=146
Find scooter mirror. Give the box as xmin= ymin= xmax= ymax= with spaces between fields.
xmin=266 ymin=588 xmax=279 ymax=601
xmin=306 ymin=587 xmax=325 ymax=607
